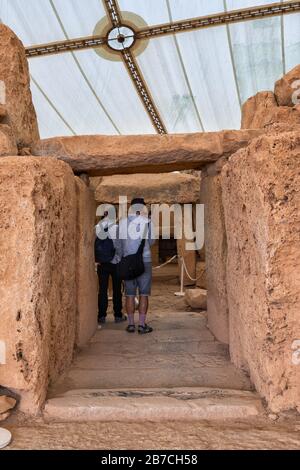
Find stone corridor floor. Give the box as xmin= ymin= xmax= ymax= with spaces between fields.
xmin=48 ymin=274 xmax=252 ymax=396
xmin=4 ymin=416 xmax=300 ymax=450
xmin=3 ymin=271 xmax=300 ymax=450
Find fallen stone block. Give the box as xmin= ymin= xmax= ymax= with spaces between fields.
xmin=185 ymin=288 xmax=207 ymax=310
xmin=0 ymin=395 xmax=16 ymax=419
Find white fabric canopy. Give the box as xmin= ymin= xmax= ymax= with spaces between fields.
xmin=1 ymin=0 xmax=300 ymax=138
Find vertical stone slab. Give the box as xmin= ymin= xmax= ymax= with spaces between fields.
xmin=0 ymin=24 xmax=39 ymax=149
xmin=75 ymin=178 xmax=98 ymax=348
xmin=200 ymin=172 xmax=229 ymax=344
xmin=0 ymin=157 xmax=76 ymax=413
xmin=222 ymin=132 xmax=300 ymax=412
xmin=176 ymin=205 xmax=196 ymax=287
xmin=151 ymin=241 xmax=160 ymax=267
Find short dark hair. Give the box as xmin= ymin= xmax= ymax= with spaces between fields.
xmin=131 ymin=198 xmax=146 ymax=206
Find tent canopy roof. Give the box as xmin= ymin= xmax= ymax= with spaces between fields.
xmin=1 ymin=0 xmax=299 ymax=138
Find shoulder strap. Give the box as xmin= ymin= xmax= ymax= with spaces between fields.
xmin=137 ymin=222 xmax=149 ymax=254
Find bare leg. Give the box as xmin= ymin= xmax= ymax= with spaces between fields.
xmin=139 ymin=296 xmax=148 ymax=326
xmin=126 ymin=296 xmax=135 ymax=325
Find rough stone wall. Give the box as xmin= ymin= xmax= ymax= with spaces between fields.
xmin=222 ymin=132 xmax=300 ymax=412
xmin=200 ymin=168 xmax=229 ymax=344
xmin=0 ymin=124 xmax=17 ymax=156
xmin=0 ymin=157 xmax=76 ymax=413
xmin=75 ymin=178 xmax=98 ymax=348
xmin=0 ymin=25 xmax=39 ymax=150
xmin=274 ymin=64 xmax=300 ymax=106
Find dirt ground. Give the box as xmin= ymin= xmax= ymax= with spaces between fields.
xmin=2 ymin=268 xmax=300 ymax=450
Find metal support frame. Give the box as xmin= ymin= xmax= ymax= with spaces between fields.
xmin=103 ymin=0 xmax=167 ymax=134
xmin=121 ymin=49 xmax=167 ymax=134
xmin=25 ymin=1 xmax=300 ymax=57
xmin=23 ymin=0 xmax=300 ymax=134
xmin=136 ymin=1 xmax=300 ymax=39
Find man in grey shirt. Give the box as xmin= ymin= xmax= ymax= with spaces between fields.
xmin=119 ymin=198 xmax=155 ymax=334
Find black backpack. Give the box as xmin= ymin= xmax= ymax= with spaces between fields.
xmin=95 ymin=227 xmax=115 ymax=264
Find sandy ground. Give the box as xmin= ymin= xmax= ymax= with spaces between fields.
xmin=2 ymin=267 xmax=300 ymax=450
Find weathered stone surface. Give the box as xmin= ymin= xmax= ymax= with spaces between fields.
xmin=222 ymin=132 xmax=300 ymax=413
xmin=177 ymin=206 xmax=196 ymax=287
xmin=241 ymin=91 xmax=300 ymax=130
xmin=0 ymin=395 xmax=16 ymax=415
xmin=0 ymin=124 xmax=17 ymax=155
xmin=43 ymin=387 xmax=262 ymax=423
xmin=0 ymin=24 xmax=39 ymax=148
xmin=32 ymin=130 xmax=262 ymax=176
xmin=75 ymin=178 xmax=98 ymax=349
xmin=151 ymin=241 xmax=160 ymax=267
xmin=0 ymin=157 xmax=76 ymax=413
xmin=196 ymin=261 xmax=207 ymax=290
xmin=274 ymin=64 xmax=300 ymax=107
xmin=0 ymin=104 xmax=7 ymax=119
xmin=200 ymin=172 xmax=229 ymax=345
xmin=185 ymin=289 xmax=207 ymax=310
xmin=93 ymin=172 xmax=200 ymax=205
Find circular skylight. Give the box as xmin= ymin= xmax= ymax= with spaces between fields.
xmin=107 ymin=26 xmax=135 ymax=51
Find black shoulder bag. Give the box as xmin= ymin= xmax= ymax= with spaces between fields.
xmin=116 ymin=224 xmax=149 ymax=281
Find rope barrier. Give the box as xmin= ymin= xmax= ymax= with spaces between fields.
xmin=153 ymin=254 xmax=178 ymax=270
xmin=181 ymin=256 xmax=203 ymax=282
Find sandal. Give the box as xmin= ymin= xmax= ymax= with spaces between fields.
xmin=126 ymin=325 xmax=136 ymax=333
xmin=138 ymin=324 xmax=153 ymax=335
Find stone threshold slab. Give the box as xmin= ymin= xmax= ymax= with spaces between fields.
xmin=44 ymin=387 xmax=264 ymax=423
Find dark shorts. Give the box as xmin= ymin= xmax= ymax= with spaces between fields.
xmin=124 ymin=262 xmax=152 ymax=297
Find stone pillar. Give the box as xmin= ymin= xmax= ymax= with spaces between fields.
xmin=176 ymin=204 xmax=196 ymax=287
xmin=222 ymin=131 xmax=300 ymax=413
xmin=200 ymin=167 xmax=229 ymax=344
xmin=0 ymin=157 xmax=76 ymax=413
xmin=75 ymin=178 xmax=98 ymax=348
xmin=151 ymin=240 xmax=160 ymax=267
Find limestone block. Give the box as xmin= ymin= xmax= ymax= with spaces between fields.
xmin=151 ymin=241 xmax=160 ymax=267
xmin=0 ymin=395 xmax=16 ymax=414
xmin=185 ymin=289 xmax=207 ymax=310
xmin=0 ymin=124 xmax=17 ymax=156
xmin=75 ymin=178 xmax=98 ymax=348
xmin=0 ymin=104 xmax=7 ymax=119
xmin=93 ymin=172 xmax=200 ymax=205
xmin=176 ymin=205 xmax=196 ymax=287
xmin=274 ymin=64 xmax=300 ymax=106
xmin=0 ymin=25 xmax=39 ymax=149
xmin=0 ymin=157 xmax=76 ymax=413
xmin=222 ymin=131 xmax=300 ymax=412
xmin=241 ymin=91 xmax=300 ymax=130
xmin=32 ymin=129 xmax=262 ymax=176
xmin=200 ymin=173 xmax=229 ymax=344
xmin=196 ymin=261 xmax=207 ymax=290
